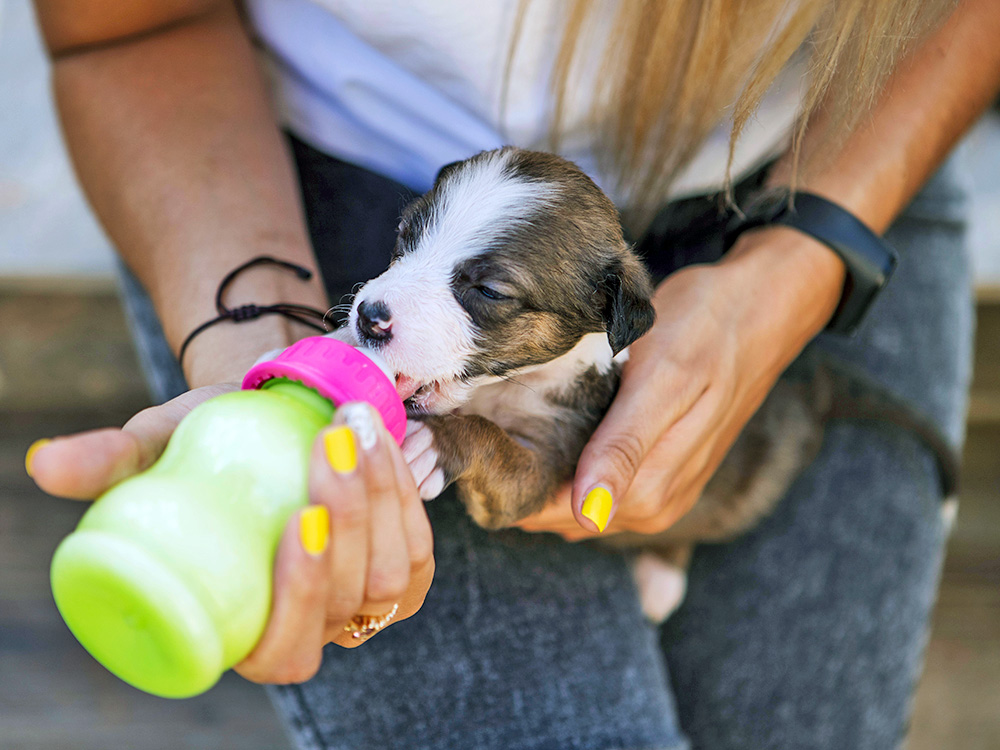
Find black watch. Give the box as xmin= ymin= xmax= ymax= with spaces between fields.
xmin=723 ymin=189 xmax=898 ymax=335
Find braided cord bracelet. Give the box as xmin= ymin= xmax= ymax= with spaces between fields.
xmin=177 ymin=256 xmax=331 ymax=371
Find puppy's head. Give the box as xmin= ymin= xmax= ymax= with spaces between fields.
xmin=350 ymin=147 xmax=655 ymax=413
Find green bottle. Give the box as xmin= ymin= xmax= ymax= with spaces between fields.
xmin=49 ymin=337 xmax=405 ymax=698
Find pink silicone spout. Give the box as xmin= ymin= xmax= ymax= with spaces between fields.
xmin=242 ymin=337 xmax=407 ymax=445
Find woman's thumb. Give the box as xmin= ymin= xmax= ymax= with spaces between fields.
xmin=28 ymin=383 xmax=236 ymax=500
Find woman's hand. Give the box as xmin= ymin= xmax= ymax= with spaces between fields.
xmin=235 ymin=401 xmax=433 ymax=683
xmin=516 ymin=227 xmax=846 ymax=540
xmin=28 ymin=389 xmax=433 ymax=684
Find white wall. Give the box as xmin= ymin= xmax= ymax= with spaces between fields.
xmin=0 ymin=0 xmax=996 ymax=286
xmin=0 ymin=0 xmax=116 ymax=280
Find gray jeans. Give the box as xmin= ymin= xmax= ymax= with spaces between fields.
xmin=117 ymin=140 xmax=973 ymax=750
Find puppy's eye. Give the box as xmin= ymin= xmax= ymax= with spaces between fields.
xmin=475 ymin=285 xmax=508 ymax=301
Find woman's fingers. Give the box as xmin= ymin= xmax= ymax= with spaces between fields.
xmin=123 ymin=383 xmax=240 ymax=460
xmin=389 ymin=426 xmax=435 ymax=580
xmin=235 ymin=504 xmax=331 ymax=684
xmin=309 ymin=409 xmax=370 ymax=627
xmin=311 ymin=403 xmax=414 ymax=631
xmin=385 ymin=420 xmax=435 ymax=620
xmin=342 ymin=403 xmax=411 ymax=613
xmin=613 ymin=390 xmax=721 ymax=524
xmin=515 ymin=482 xmax=578 ymax=532
xmin=28 ymin=428 xmax=143 ymax=500
xmin=244 ymin=400 xmax=437 ymax=675
xmin=322 ymin=404 xmax=433 ymax=648
xmin=27 ymin=383 xmax=238 ymax=500
xmin=571 ymin=357 xmax=705 ymax=534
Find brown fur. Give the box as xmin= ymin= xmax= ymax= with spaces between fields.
xmin=425 ymin=362 xmax=619 ymax=528
xmin=441 ymin=149 xmax=654 ymax=380
xmin=424 ymin=360 xmax=826 ymax=554
xmin=393 ymin=149 xmax=955 ymax=615
xmin=403 ymin=147 xmax=809 ymax=568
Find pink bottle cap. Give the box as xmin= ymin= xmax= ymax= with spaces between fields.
xmin=242 ymin=337 xmax=406 ymax=445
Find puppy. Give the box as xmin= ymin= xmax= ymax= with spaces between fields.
xmin=338 ymin=147 xmax=956 ymax=622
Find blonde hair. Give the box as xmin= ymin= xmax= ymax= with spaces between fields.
xmin=507 ymin=0 xmax=956 ymax=228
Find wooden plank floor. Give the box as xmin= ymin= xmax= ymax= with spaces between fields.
xmin=1 ymin=290 xmax=997 ymax=749
xmin=0 ymin=293 xmax=291 ymax=750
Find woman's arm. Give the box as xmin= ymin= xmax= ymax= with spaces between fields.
xmin=519 ymin=0 xmax=1000 ymax=537
xmin=771 ymin=0 xmax=1000 ymax=233
xmin=30 ymin=1 xmax=433 ymax=676
xmin=35 ymin=0 xmax=328 ymax=388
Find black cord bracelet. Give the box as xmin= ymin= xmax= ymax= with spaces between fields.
xmin=177 ymin=256 xmax=331 ymax=371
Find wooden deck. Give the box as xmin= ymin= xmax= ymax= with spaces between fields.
xmin=0 ymin=292 xmax=289 ymax=750
xmin=1 ymin=290 xmax=997 ymax=749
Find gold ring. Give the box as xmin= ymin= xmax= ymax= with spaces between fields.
xmin=343 ymin=602 xmax=399 ymax=640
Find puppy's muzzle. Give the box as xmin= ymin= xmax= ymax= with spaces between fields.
xmin=356 ymin=299 xmax=393 ymax=343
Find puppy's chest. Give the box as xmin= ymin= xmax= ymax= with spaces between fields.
xmin=457 ymin=375 xmax=564 ymax=433
xmin=456 ymin=334 xmax=621 ymax=435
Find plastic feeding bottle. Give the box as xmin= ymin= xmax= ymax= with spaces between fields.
xmin=49 ymin=336 xmax=405 ymax=699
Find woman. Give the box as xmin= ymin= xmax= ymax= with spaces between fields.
xmin=27 ymin=1 xmax=999 ymax=748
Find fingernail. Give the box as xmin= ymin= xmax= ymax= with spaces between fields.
xmin=299 ymin=505 xmax=330 ymax=556
xmin=581 ymin=486 xmax=613 ymax=533
xmin=25 ymin=438 xmax=51 ymax=478
xmin=324 ymin=426 xmax=357 ymax=474
xmin=340 ymin=403 xmax=379 ymax=451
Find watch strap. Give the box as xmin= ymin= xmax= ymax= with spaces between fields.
xmin=723 ymin=190 xmax=898 ymax=335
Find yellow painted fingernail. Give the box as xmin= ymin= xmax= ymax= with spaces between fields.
xmin=581 ymin=486 xmax=613 ymax=533
xmin=324 ymin=426 xmax=357 ymax=474
xmin=299 ymin=505 xmax=330 ymax=556
xmin=25 ymin=438 xmax=51 ymax=478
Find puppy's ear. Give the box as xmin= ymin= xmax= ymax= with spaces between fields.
xmin=434 ymin=159 xmax=464 ymax=186
xmin=601 ymin=254 xmax=656 ymax=355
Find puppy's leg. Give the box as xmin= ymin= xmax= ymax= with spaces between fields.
xmin=404 ymin=414 xmax=560 ymax=529
xmin=632 ymin=545 xmax=692 ymax=624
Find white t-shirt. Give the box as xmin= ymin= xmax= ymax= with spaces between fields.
xmin=246 ymin=0 xmax=804 ymax=207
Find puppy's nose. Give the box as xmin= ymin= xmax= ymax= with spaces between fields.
xmin=356 ymin=299 xmax=393 ymax=342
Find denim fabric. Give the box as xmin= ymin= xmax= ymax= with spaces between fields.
xmin=114 ymin=136 xmax=972 ymax=750
xmin=813 ymin=156 xmax=974 ymax=448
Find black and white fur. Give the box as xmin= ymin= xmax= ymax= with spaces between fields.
xmin=351 ymin=148 xmax=656 ymax=512
xmin=324 ymin=147 xmax=956 ymax=622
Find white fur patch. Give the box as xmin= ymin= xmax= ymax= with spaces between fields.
xmin=401 ymin=335 xmax=615 ymax=502
xmin=632 ymin=552 xmax=688 ymax=624
xmin=350 ymin=150 xmax=555 ymax=389
xmin=940 ymin=497 xmax=958 ymax=535
xmin=401 ymin=419 xmax=433 ymax=461
xmin=520 ymin=331 xmax=615 ymax=381
xmin=460 ymin=332 xmax=614 ymax=431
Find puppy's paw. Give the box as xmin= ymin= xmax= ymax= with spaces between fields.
xmin=632 ymin=552 xmax=688 ymax=624
xmin=401 ymin=420 xmax=448 ymax=500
